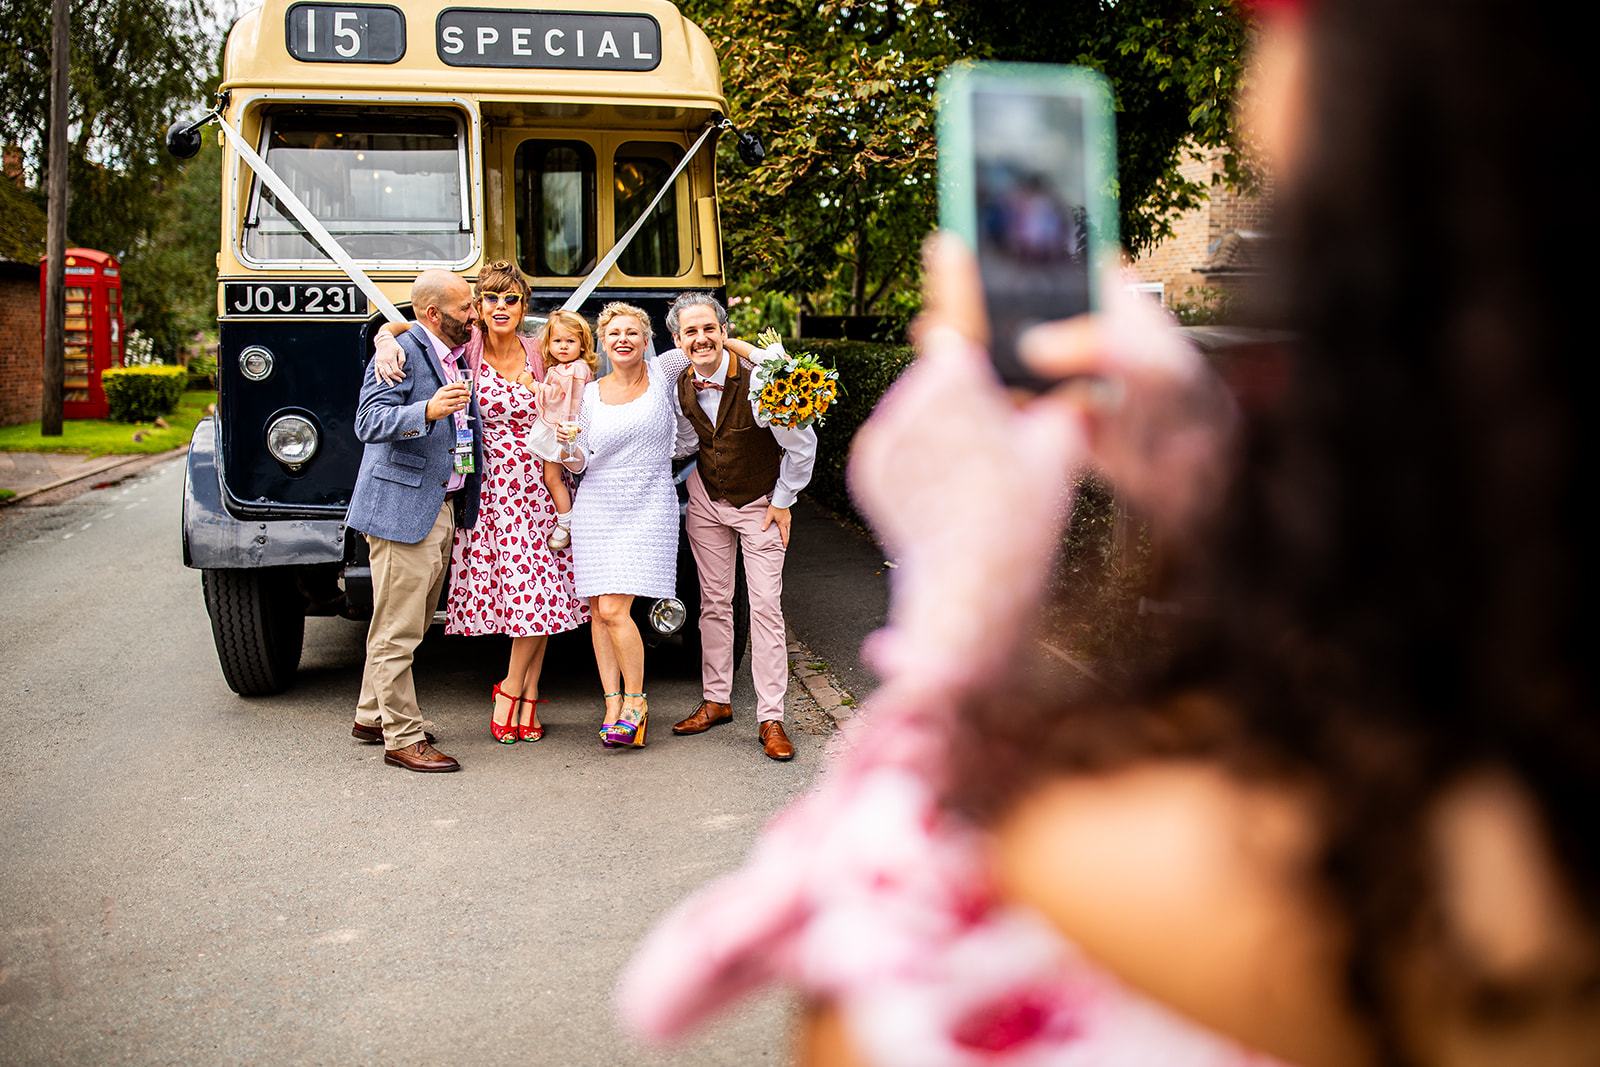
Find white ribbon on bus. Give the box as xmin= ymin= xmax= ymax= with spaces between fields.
xmin=216 ymin=112 xmax=724 ymax=324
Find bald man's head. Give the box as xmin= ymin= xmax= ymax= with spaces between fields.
xmin=411 ymin=269 xmax=475 ymax=348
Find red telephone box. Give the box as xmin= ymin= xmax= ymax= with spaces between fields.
xmin=39 ymin=248 xmax=124 ymax=419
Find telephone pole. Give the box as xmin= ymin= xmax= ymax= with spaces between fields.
xmin=41 ymin=0 xmax=70 ymax=436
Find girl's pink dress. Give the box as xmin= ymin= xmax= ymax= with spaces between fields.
xmin=541 ymin=358 xmax=593 ymax=433
xmin=445 ymin=332 xmax=588 ymax=638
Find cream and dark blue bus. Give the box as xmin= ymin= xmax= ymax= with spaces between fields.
xmin=173 ymin=0 xmax=753 ymax=694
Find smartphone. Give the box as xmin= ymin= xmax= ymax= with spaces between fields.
xmin=938 ymin=63 xmax=1118 ymax=389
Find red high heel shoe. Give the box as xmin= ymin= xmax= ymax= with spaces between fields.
xmin=491 ymin=682 xmax=519 ymax=745
xmin=518 ymin=697 xmax=546 ymax=742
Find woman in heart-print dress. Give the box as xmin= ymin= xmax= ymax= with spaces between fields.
xmin=446 ymin=263 xmax=589 ymax=743
xmin=370 ymin=261 xmax=588 ymax=745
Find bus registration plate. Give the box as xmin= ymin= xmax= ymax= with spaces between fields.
xmin=225 ymin=282 xmax=371 ymax=317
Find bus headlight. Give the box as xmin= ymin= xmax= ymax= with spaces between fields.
xmin=648 ymin=597 xmax=687 ymax=635
xmin=239 ymin=345 xmax=275 ymax=380
xmin=267 ymin=414 xmax=319 ymax=468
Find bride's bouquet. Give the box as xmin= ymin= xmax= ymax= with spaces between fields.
xmin=747 ymin=328 xmax=841 ymax=430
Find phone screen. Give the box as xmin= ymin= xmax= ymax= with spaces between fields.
xmin=971 ymin=86 xmax=1095 ymax=386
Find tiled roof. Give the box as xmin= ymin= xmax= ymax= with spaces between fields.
xmin=1198 ymin=230 xmax=1271 ymax=274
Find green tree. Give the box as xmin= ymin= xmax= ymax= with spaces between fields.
xmin=0 ymin=0 xmax=216 ymax=355
xmin=0 ymin=176 xmax=48 ymax=262
xmin=682 ymin=0 xmax=949 ymax=325
xmin=683 ymin=0 xmax=1255 ymax=326
xmin=135 ymin=127 xmax=223 ymax=354
xmin=945 ymin=0 xmax=1257 ymax=255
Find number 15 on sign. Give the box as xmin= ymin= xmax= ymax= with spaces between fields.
xmin=285 ymin=3 xmax=407 ymax=65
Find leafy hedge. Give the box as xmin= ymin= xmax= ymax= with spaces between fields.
xmin=785 ymin=337 xmax=915 ymax=523
xmin=186 ymin=352 xmax=218 ymax=389
xmin=102 ymin=366 xmax=189 ymax=422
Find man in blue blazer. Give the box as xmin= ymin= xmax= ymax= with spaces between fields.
xmin=348 ymin=269 xmax=482 ymax=772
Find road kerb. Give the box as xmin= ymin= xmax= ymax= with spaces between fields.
xmin=1 ymin=446 xmax=189 ymax=506
xmin=787 ymin=628 xmax=857 ymax=722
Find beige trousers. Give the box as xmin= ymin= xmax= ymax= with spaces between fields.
xmin=355 ymin=500 xmax=454 ymax=750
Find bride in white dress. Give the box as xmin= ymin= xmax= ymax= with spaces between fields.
xmin=569 ymin=302 xmax=688 ymax=748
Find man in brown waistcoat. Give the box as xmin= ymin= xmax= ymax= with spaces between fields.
xmin=667 ymin=292 xmax=818 ymax=760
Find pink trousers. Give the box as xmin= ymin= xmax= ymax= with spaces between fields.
xmin=685 ymin=470 xmax=788 ymax=722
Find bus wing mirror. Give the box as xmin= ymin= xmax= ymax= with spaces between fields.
xmin=736 ymin=129 xmax=766 ymax=167
xmin=166 ymin=106 xmax=223 ymax=160
xmin=166 ymin=122 xmax=204 ymax=159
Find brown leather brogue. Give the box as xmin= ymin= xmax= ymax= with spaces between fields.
xmin=383 ymin=740 xmax=460 ymax=772
xmin=352 ymin=721 xmax=435 ymax=745
xmin=759 ymin=721 xmax=795 ymax=761
xmin=673 ymin=700 xmax=733 ymax=735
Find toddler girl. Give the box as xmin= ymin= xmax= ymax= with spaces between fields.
xmin=539 ymin=309 xmax=599 ymax=550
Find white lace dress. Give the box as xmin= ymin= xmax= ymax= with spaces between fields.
xmin=570 ymin=355 xmax=682 ymax=599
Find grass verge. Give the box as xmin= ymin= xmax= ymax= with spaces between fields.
xmin=0 ymin=390 xmax=214 ymax=456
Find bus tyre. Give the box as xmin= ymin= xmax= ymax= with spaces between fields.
xmin=202 ymin=568 xmax=305 ymax=697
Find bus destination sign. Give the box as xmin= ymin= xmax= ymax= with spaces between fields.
xmin=436 ymin=9 xmax=661 ymax=71
xmin=286 ymin=3 xmax=406 ymax=63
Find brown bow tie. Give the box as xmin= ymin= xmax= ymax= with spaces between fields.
xmin=692 ymin=378 xmax=724 ymax=392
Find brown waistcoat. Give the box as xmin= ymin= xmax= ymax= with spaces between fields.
xmin=678 ymin=355 xmax=782 ymax=508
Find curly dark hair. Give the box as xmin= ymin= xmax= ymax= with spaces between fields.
xmin=947 ymin=0 xmax=1598 ymax=1057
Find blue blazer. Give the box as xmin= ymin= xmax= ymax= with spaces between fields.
xmin=346 ymin=323 xmax=482 ymax=544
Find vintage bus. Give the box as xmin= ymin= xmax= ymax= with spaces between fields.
xmin=175 ymin=0 xmax=749 ymax=695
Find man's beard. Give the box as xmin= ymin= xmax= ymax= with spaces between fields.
xmin=440 ymin=309 xmax=474 ymax=347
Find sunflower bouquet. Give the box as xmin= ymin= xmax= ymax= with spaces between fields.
xmin=747 ymin=328 xmax=841 ymax=430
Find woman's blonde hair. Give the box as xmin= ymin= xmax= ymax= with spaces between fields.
xmin=595 ymin=302 xmax=654 ymax=349
xmin=473 ymin=259 xmax=530 ymax=300
xmin=542 ymin=309 xmax=599 ymax=374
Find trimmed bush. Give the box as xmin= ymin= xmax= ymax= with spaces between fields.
xmin=103 ymin=366 xmax=189 ymax=422
xmin=781 ymin=337 xmax=915 ymax=524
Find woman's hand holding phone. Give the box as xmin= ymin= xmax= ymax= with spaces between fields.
xmin=849 ymin=234 xmax=1087 ymax=696
xmin=1015 ymin=263 xmax=1237 ymax=540
xmin=902 ymin=232 xmax=1235 ymax=548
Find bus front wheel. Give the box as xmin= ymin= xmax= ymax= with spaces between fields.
xmin=202 ymin=568 xmax=305 ymax=697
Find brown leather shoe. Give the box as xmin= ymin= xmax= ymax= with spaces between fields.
xmin=383 ymin=740 xmax=460 ymax=772
xmin=673 ymin=700 xmax=732 ymax=735
xmin=352 ymin=721 xmax=435 ymax=745
xmin=759 ymin=721 xmax=795 ymax=761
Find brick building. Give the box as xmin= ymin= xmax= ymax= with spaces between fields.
xmin=1128 ymin=147 xmax=1273 ymax=312
xmin=1 ymin=156 xmax=46 ymax=427
xmin=1 ymin=258 xmax=43 ymax=428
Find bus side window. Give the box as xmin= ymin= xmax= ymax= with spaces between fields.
xmin=515 ymin=140 xmax=597 ymax=278
xmin=615 ymin=142 xmax=689 ymax=278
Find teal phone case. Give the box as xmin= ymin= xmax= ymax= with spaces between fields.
xmin=937 ymin=62 xmax=1120 ymax=313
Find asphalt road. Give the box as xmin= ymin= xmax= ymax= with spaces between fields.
xmin=0 ymin=457 xmax=888 ymax=1065
xmin=782 ymin=502 xmax=889 ymax=707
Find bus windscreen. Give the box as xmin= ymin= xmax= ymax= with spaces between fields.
xmin=243 ymin=110 xmax=472 ymax=265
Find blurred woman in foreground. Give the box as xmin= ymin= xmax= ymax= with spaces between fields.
xmin=620 ymin=1 xmax=1599 ymax=1064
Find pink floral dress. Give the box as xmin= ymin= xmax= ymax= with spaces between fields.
xmin=446 ymin=335 xmax=588 ymax=637
xmin=618 ymin=331 xmax=1282 ymax=1067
